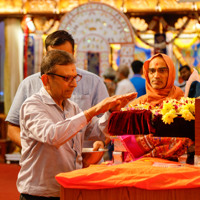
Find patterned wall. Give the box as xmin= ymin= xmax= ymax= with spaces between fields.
xmin=59 ymin=2 xmax=134 ymax=76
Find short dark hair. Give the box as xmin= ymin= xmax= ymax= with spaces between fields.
xmin=45 ymin=30 xmax=75 ymax=52
xmin=179 ymin=65 xmax=191 ymax=73
xmin=41 ymin=50 xmax=75 ymax=75
xmin=131 ymin=60 xmax=143 ymax=74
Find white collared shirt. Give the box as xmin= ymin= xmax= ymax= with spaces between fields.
xmin=17 ymin=87 xmax=109 ymax=197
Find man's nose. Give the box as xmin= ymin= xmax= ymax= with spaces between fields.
xmin=70 ymin=78 xmax=77 ymax=87
xmin=154 ymin=70 xmax=160 ymax=77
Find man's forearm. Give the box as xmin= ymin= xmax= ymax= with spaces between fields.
xmin=7 ymin=123 xmax=21 ymax=147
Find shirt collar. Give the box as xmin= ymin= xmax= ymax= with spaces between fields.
xmin=39 ymin=87 xmax=55 ymax=105
xmin=133 ymin=74 xmax=142 ymax=77
xmin=39 ymin=87 xmax=72 ymax=112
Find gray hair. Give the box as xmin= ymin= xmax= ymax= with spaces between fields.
xmin=41 ymin=50 xmax=75 ymax=75
xmin=118 ymin=65 xmax=130 ymax=78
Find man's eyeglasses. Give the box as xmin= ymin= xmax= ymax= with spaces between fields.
xmin=46 ymin=73 xmax=82 ymax=83
xmin=148 ymin=68 xmax=169 ymax=75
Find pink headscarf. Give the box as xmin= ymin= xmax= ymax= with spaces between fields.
xmin=132 ymin=53 xmax=184 ymax=106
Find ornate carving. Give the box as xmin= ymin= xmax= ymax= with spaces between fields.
xmin=59 ymin=2 xmax=134 ymax=76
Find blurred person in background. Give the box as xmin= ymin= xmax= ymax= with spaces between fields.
xmin=6 ymin=30 xmax=109 ymax=150
xmin=175 ymin=65 xmax=192 ymax=93
xmin=130 ymin=60 xmax=146 ymax=97
xmin=103 ymin=67 xmax=116 ymax=97
xmin=115 ymin=64 xmax=136 ymax=95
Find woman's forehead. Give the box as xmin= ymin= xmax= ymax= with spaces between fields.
xmin=149 ymin=56 xmax=167 ymax=67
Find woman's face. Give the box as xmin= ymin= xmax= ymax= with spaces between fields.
xmin=148 ymin=56 xmax=169 ymax=89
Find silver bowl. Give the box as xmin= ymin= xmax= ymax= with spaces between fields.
xmin=82 ymin=148 xmax=108 ymax=168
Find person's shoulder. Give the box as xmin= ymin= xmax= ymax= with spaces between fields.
xmin=22 ymin=88 xmax=49 ymax=109
xmin=141 ymin=77 xmax=146 ymax=82
xmin=130 ymin=74 xmax=144 ymax=79
xmin=23 ymin=88 xmax=41 ymax=102
xmin=21 ymin=72 xmax=41 ymax=84
xmin=136 ymin=75 xmax=146 ymax=82
xmin=174 ymin=80 xmax=186 ymax=87
xmin=17 ymin=72 xmax=42 ymax=93
xmin=76 ymin=68 xmax=102 ymax=80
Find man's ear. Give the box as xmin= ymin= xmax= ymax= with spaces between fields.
xmin=41 ymin=74 xmax=49 ymax=86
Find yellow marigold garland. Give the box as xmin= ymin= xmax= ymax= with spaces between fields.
xmin=125 ymin=97 xmax=195 ymax=125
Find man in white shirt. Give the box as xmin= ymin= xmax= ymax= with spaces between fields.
xmin=6 ymin=30 xmax=109 ymax=148
xmin=17 ymin=50 xmax=137 ymax=200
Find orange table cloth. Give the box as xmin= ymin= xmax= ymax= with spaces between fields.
xmin=56 ymin=157 xmax=200 ymax=190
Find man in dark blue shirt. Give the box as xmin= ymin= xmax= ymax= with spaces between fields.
xmin=130 ymin=60 xmax=146 ymax=97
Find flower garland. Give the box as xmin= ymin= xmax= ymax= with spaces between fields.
xmin=122 ymin=97 xmax=195 ymax=125
xmin=131 ymin=15 xmax=191 ymax=49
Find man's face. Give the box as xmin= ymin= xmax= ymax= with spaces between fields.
xmin=47 ymin=41 xmax=74 ymax=55
xmin=47 ymin=41 xmax=76 ymax=102
xmin=148 ymin=56 xmax=169 ymax=89
xmin=180 ymin=68 xmax=191 ymax=81
xmin=47 ymin=64 xmax=77 ymax=102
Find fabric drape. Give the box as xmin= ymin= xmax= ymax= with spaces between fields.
xmin=0 ymin=21 xmax=5 ymax=103
xmin=56 ymin=157 xmax=200 ymax=190
xmin=118 ymin=134 xmax=193 ymax=161
xmin=131 ymin=53 xmax=184 ymax=106
xmin=108 ymin=110 xmax=155 ymax=136
xmin=4 ymin=18 xmax=23 ymax=114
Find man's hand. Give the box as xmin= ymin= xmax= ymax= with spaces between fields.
xmin=84 ymin=92 xmax=137 ymax=121
xmin=7 ymin=123 xmax=22 ymax=147
xmin=93 ymin=141 xmax=104 ymax=151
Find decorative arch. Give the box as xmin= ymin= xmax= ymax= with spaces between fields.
xmin=59 ymin=2 xmax=134 ymax=76
xmin=76 ymin=34 xmax=110 ymax=75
